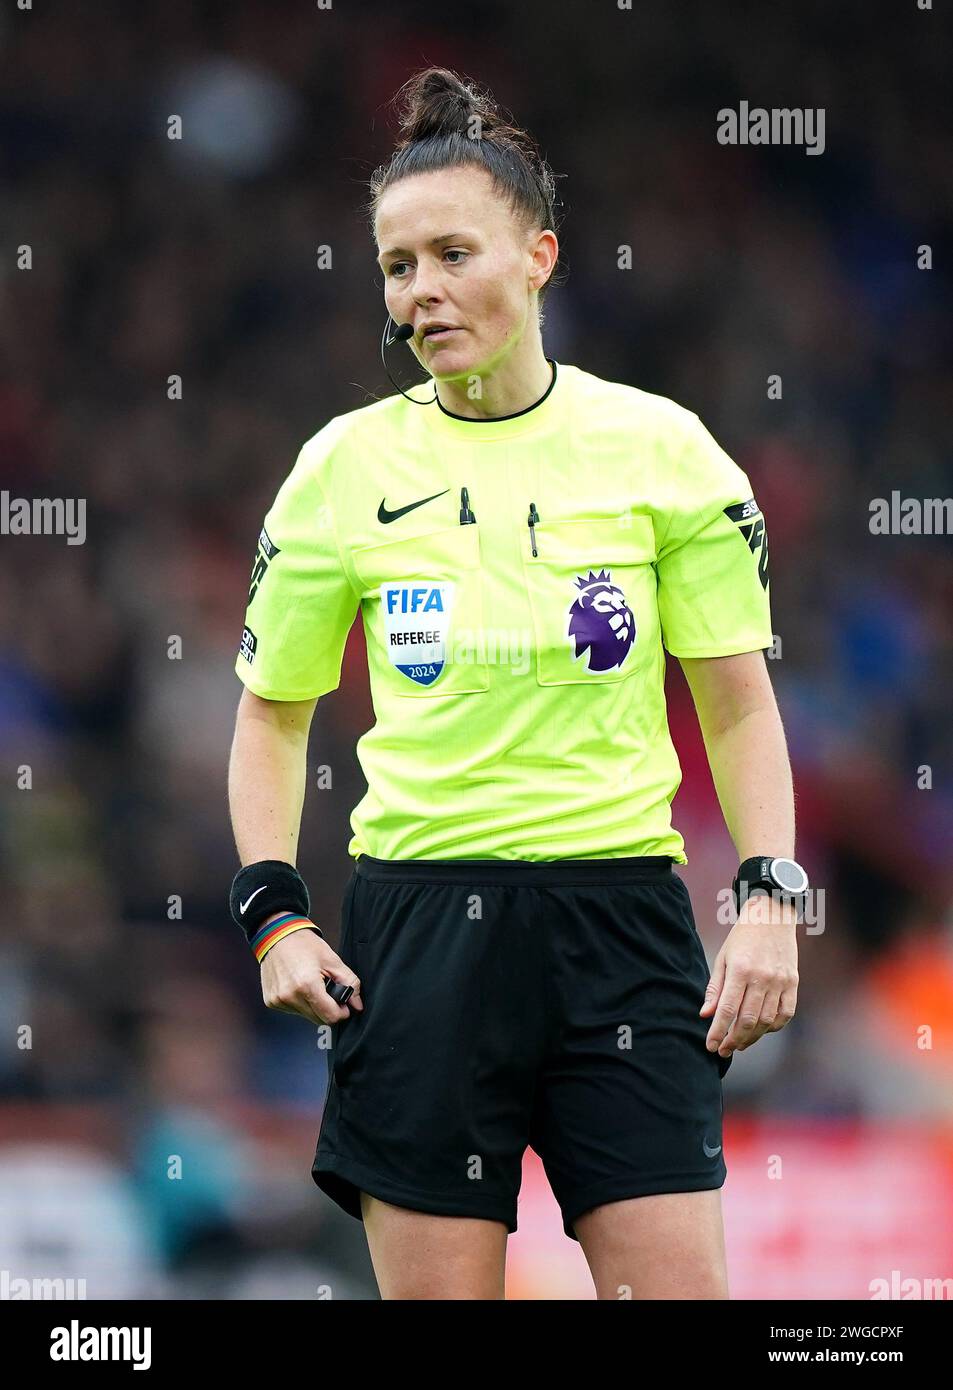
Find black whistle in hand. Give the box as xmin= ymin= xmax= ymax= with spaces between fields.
xmin=324 ymin=976 xmax=354 ymax=1006
xmin=460 ymin=486 xmax=476 ymax=524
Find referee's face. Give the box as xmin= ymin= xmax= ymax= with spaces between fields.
xmin=375 ymin=166 xmax=548 ymax=381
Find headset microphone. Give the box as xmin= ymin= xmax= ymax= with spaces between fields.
xmin=386 ymin=319 xmax=414 ymax=346
xmin=380 ymin=314 xmax=438 ymax=404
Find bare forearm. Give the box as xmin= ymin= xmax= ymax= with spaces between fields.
xmin=228 ymin=705 xmax=309 ymax=865
xmin=702 ymin=704 xmax=795 ymax=861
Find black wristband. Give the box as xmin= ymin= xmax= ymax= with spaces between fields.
xmin=229 ymin=860 xmax=313 ymax=942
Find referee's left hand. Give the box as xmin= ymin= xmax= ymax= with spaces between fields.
xmin=700 ymin=894 xmax=799 ymax=1056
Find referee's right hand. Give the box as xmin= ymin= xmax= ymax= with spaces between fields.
xmin=259 ymin=921 xmax=364 ymax=1026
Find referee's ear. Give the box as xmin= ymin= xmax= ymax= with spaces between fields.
xmin=527 ymin=227 xmax=559 ymax=295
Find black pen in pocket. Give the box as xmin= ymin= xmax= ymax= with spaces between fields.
xmin=527 ymin=502 xmax=539 ymax=556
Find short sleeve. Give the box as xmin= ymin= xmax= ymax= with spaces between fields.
xmin=234 ymin=441 xmax=360 ymax=700
xmin=656 ymin=413 xmax=772 ymax=658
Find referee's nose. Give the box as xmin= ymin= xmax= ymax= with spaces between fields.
xmin=409 ymin=268 xmax=448 ymax=319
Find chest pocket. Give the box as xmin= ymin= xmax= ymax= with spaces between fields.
xmin=522 ymin=516 xmax=659 ymax=685
xmin=351 ymin=524 xmax=489 ymax=696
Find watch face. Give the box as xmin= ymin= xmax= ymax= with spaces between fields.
xmin=770 ymin=858 xmax=809 ymax=894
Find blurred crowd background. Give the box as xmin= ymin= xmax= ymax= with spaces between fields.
xmin=1 ymin=1 xmax=951 ymax=1299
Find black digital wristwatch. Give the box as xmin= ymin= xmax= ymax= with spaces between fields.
xmin=732 ymin=855 xmax=810 ymax=918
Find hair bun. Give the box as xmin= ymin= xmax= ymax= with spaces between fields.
xmin=396 ymin=67 xmax=496 ymax=144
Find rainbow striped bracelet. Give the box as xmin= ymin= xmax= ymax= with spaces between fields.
xmin=251 ymin=912 xmax=320 ymax=964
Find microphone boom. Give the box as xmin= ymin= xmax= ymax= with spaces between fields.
xmin=380 ymin=315 xmax=438 ymax=404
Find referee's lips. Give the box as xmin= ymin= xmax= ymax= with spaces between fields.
xmin=419 ymin=323 xmax=461 ymax=344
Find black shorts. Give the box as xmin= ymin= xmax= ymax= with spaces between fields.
xmin=312 ymin=853 xmax=731 ymax=1242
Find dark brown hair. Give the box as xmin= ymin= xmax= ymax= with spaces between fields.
xmin=367 ymin=67 xmax=568 ymax=311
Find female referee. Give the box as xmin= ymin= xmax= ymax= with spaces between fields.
xmin=227 ymin=68 xmax=807 ymax=1301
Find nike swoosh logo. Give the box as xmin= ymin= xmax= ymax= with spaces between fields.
xmin=703 ymin=1139 xmax=722 ymax=1158
xmin=378 ymin=489 xmax=450 ymax=524
xmin=239 ymin=885 xmax=268 ymax=915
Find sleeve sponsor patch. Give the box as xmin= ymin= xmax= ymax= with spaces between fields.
xmin=724 ymin=497 xmax=769 ymax=589
xmin=248 ymin=526 xmax=281 ymax=604
xmin=239 ymin=626 xmax=258 ymax=664
xmin=724 ymin=497 xmax=761 ymax=523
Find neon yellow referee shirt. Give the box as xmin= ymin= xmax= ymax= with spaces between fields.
xmin=235 ymin=361 xmax=772 ymax=863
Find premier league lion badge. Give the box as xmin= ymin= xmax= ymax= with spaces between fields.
xmin=568 ymin=568 xmax=636 ymax=672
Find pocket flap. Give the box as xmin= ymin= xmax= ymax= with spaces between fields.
xmin=527 ymin=515 xmax=656 ymax=566
xmin=352 ymin=523 xmax=481 ymax=587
